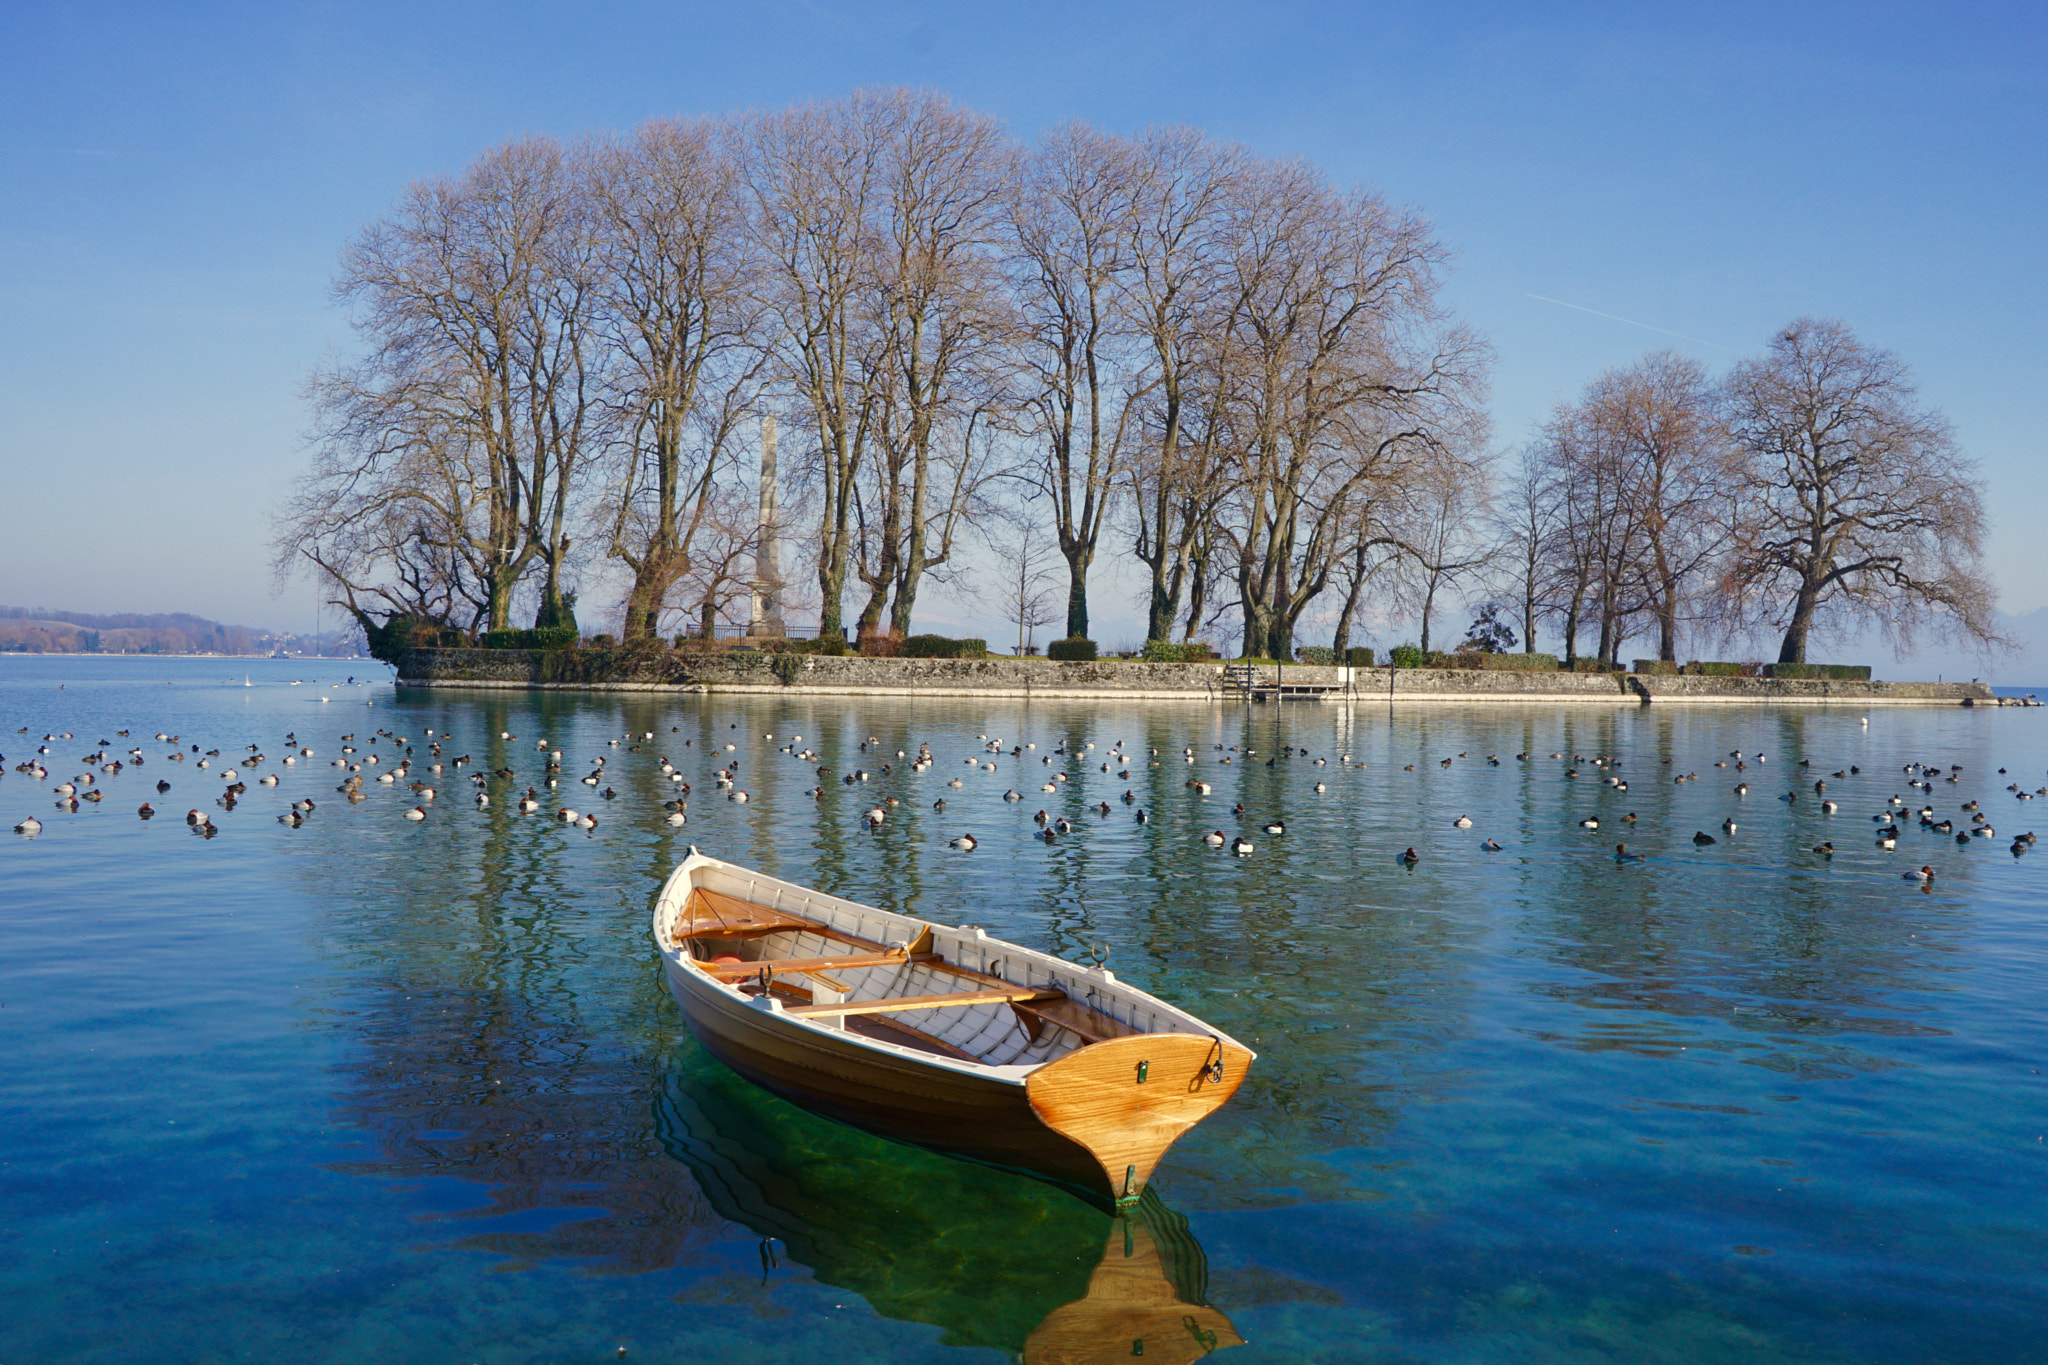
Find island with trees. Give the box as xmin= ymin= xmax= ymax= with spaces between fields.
xmin=273 ymin=89 xmax=2003 ymax=685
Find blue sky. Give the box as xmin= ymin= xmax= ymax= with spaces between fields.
xmin=3 ymin=2 xmax=2042 ymax=667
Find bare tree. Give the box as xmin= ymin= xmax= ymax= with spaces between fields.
xmin=1327 ymin=432 xmax=1441 ymax=659
xmin=1721 ymin=318 xmax=2000 ymax=663
xmin=665 ymin=479 xmax=762 ymax=641
xmin=1389 ymin=458 xmax=1492 ymax=654
xmin=585 ymin=119 xmax=767 ymax=642
xmin=851 ymin=91 xmax=1013 ymax=638
xmin=1213 ymin=158 xmax=1488 ymax=661
xmin=987 ymin=516 xmax=1063 ymax=654
xmin=743 ymin=93 xmax=896 ymax=640
xmin=1487 ymin=444 xmax=1559 ymax=655
xmin=1007 ymin=123 xmax=1145 ymax=641
xmin=1121 ymin=128 xmax=1243 ymax=643
xmin=281 ymin=137 xmax=604 ymax=636
xmin=1534 ymin=393 xmax=1658 ymax=665
xmin=1580 ymin=351 xmax=1732 ymax=661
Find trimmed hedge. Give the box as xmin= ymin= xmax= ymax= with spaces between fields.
xmin=901 ymin=634 xmax=988 ymax=659
xmin=1142 ymin=639 xmax=1215 ymax=663
xmin=1685 ymin=660 xmax=1761 ymax=677
xmin=584 ymin=634 xmax=616 ymax=649
xmin=482 ymin=627 xmax=578 ymax=650
xmin=1368 ymin=647 xmax=1558 ymax=671
xmin=1765 ymin=662 xmax=1872 ymax=681
xmin=1047 ymin=636 xmax=1098 ymax=661
xmin=367 ymin=617 xmax=468 ymax=662
xmin=1436 ymin=651 xmax=1558 ymax=670
xmin=1566 ymin=657 xmax=1622 ymax=673
xmin=1632 ymin=659 xmax=1680 ymax=676
xmin=1479 ymin=652 xmax=1560 ymax=671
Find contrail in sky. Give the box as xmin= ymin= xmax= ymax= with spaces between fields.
xmin=1524 ymin=294 xmax=1738 ymax=352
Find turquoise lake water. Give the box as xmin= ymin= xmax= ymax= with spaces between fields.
xmin=3 ymin=655 xmax=2045 ymax=1363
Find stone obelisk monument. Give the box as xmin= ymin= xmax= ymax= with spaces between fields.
xmin=748 ymin=414 xmax=784 ymax=637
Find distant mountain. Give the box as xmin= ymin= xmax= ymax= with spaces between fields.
xmin=0 ymin=605 xmax=329 ymax=655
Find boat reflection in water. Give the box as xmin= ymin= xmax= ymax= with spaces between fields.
xmin=1021 ymin=1202 xmax=1244 ymax=1364
xmin=656 ymin=1052 xmax=1241 ymax=1362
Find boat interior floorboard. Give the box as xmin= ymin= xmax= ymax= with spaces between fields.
xmin=847 ymin=1014 xmax=981 ymax=1061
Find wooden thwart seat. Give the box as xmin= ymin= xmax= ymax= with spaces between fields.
xmin=1013 ymin=996 xmax=1144 ymax=1046
xmin=675 ymin=887 xmax=825 ymax=940
xmin=695 ymin=951 xmax=938 ymax=980
xmin=785 ymin=986 xmax=1066 ymax=1019
xmin=675 ymin=888 xmax=900 ymax=953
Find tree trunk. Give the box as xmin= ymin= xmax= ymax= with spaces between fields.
xmin=1145 ymin=561 xmax=1175 ymax=643
xmin=1183 ymin=541 xmax=1211 ymax=646
xmin=1778 ymin=582 xmax=1821 ymax=663
xmin=816 ymin=420 xmax=857 ymax=638
xmin=1063 ymin=547 xmax=1092 ymax=641
xmin=621 ymin=566 xmax=666 ymax=642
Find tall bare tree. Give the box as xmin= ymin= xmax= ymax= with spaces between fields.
xmin=1487 ymin=444 xmax=1559 ymax=656
xmin=1007 ymin=123 xmax=1144 ymax=641
xmin=1721 ymin=318 xmax=1999 ymax=663
xmin=585 ymin=119 xmax=767 ymax=642
xmin=1578 ymin=352 xmax=1732 ymax=661
xmin=1534 ymin=392 xmax=1658 ymax=665
xmin=1121 ymin=128 xmax=1243 ymax=643
xmin=851 ymin=91 xmax=1013 ymax=637
xmin=743 ymin=93 xmax=896 ymax=639
xmin=281 ymin=136 xmax=603 ymax=635
xmin=1214 ymin=158 xmax=1487 ymax=661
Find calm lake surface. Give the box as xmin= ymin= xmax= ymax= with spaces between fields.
xmin=4 ymin=655 xmax=2046 ymax=1364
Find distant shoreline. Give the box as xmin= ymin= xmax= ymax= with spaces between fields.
xmin=0 ymin=653 xmax=370 ymax=662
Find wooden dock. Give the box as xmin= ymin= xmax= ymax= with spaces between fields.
xmin=1219 ymin=665 xmax=1358 ymax=702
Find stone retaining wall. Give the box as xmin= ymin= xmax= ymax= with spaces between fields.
xmin=395 ymin=648 xmax=1994 ymax=705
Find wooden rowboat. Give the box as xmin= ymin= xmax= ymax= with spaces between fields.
xmin=651 ymin=848 xmax=1255 ymax=1208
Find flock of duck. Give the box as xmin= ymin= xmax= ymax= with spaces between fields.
xmin=8 ymin=716 xmax=2042 ymax=892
